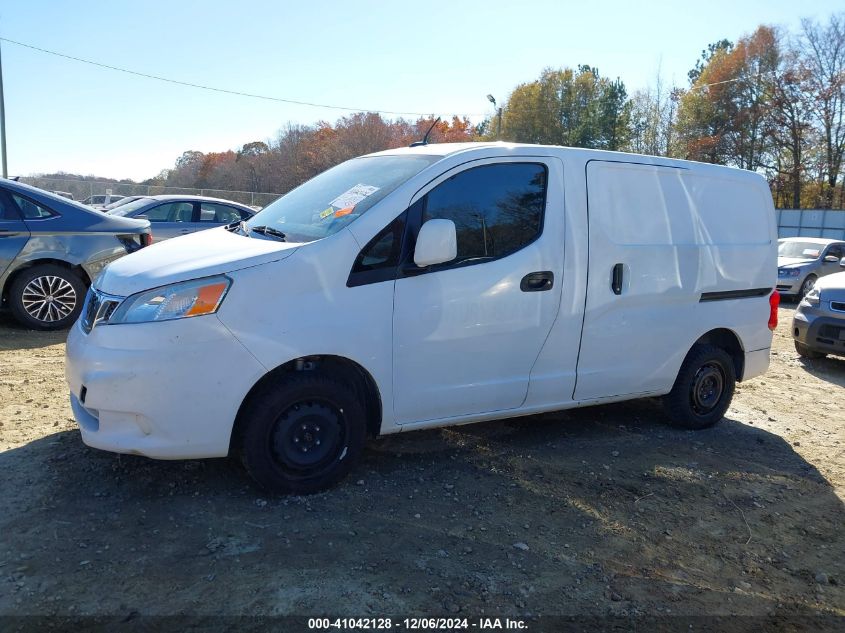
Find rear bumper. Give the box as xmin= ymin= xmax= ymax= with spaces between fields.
xmin=65 ymin=315 xmax=267 ymax=459
xmin=742 ymin=348 xmax=770 ymax=381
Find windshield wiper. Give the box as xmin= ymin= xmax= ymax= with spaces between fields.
xmin=249 ymin=225 xmax=287 ymax=241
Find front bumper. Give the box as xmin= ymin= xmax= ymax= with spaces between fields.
xmin=776 ymin=278 xmax=802 ymax=294
xmin=792 ymin=305 xmax=845 ymax=357
xmin=65 ymin=315 xmax=267 ymax=459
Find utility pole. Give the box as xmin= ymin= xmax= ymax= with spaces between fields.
xmin=0 ymin=38 xmax=7 ymax=178
xmin=486 ymin=94 xmax=502 ymax=140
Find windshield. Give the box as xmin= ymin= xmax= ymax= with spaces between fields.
xmin=778 ymin=241 xmax=823 ymax=259
xmin=104 ymin=196 xmax=139 ymax=210
xmin=108 ymin=197 xmax=153 ymax=216
xmin=246 ymin=155 xmax=439 ymax=242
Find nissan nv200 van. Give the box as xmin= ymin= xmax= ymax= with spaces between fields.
xmin=66 ymin=143 xmax=779 ymax=493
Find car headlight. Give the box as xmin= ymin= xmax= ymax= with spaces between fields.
xmin=109 ymin=276 xmax=231 ymax=324
xmin=801 ymin=287 xmax=820 ymax=307
xmin=778 ymin=268 xmax=801 ymax=278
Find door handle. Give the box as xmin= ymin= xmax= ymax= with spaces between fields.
xmin=520 ymin=271 xmax=554 ymax=292
xmin=611 ymin=263 xmax=624 ymax=295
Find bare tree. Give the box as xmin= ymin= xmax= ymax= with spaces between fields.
xmin=801 ymin=13 xmax=845 ymax=208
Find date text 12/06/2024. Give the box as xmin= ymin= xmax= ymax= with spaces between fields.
xmin=307 ymin=618 xmax=528 ymax=630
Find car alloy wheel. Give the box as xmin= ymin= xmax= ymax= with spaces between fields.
xmin=21 ymin=275 xmax=78 ymax=324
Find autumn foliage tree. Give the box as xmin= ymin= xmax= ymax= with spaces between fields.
xmin=153 ymin=113 xmax=475 ymax=196
xmin=495 ymin=66 xmax=630 ymax=150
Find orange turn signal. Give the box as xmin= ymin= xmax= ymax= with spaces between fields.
xmin=185 ymin=282 xmax=229 ymax=317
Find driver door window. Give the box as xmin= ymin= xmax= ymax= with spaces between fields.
xmin=421 ymin=163 xmax=547 ymax=268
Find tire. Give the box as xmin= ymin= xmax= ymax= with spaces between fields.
xmin=799 ymin=275 xmax=817 ymax=299
xmin=795 ymin=340 xmax=825 ymax=360
xmin=237 ymin=372 xmax=367 ymax=494
xmin=663 ymin=344 xmax=736 ymax=430
xmin=8 ymin=264 xmax=86 ymax=330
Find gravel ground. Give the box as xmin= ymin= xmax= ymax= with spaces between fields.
xmin=0 ymin=305 xmax=843 ymax=625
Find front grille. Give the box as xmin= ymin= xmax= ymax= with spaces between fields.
xmin=818 ymin=323 xmax=845 ymax=340
xmin=80 ymin=290 xmax=102 ymax=333
xmin=80 ymin=289 xmax=122 ymax=334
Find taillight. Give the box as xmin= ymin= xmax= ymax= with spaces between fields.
xmin=141 ymin=232 xmax=153 ymax=247
xmin=768 ymin=290 xmax=780 ymax=331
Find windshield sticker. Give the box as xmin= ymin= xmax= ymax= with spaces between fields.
xmin=318 ymin=206 xmax=334 ymax=220
xmin=802 ymin=249 xmax=821 ymax=257
xmin=329 ymin=184 xmax=379 ymax=210
xmin=334 ymin=207 xmax=354 ymax=218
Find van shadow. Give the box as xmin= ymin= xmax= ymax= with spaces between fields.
xmin=1 ymin=401 xmax=842 ymax=619
xmin=0 ymin=313 xmax=68 ymax=351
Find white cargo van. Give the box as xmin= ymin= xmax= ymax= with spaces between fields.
xmin=66 ymin=143 xmax=779 ymax=493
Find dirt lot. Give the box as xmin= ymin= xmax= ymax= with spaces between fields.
xmin=0 ymin=305 xmax=843 ymax=625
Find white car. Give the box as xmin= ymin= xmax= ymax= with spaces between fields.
xmin=66 ymin=143 xmax=778 ymax=493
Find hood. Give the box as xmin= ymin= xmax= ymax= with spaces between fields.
xmin=814 ymin=270 xmax=845 ymax=299
xmin=777 ymin=256 xmax=814 ymax=268
xmin=96 ymin=226 xmax=299 ymax=296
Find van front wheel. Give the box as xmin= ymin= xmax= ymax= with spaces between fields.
xmin=238 ymin=373 xmax=367 ymax=494
xmin=663 ymin=344 xmax=735 ymax=430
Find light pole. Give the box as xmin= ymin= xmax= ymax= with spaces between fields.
xmin=486 ymin=94 xmax=502 ymax=140
xmin=0 ymin=39 xmax=7 ymax=178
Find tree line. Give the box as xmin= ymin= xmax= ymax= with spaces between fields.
xmin=41 ymin=12 xmax=844 ymax=210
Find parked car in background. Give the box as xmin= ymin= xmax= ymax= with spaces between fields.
xmin=777 ymin=237 xmax=845 ymax=299
xmin=0 ymin=179 xmax=151 ymax=330
xmin=103 ymin=195 xmax=146 ymax=211
xmin=793 ymin=260 xmax=845 ymax=359
xmin=107 ymin=195 xmax=255 ymax=241
xmin=67 ymin=143 xmax=777 ymax=493
xmin=81 ymin=194 xmax=125 ymax=209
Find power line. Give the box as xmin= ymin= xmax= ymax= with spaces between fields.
xmin=0 ymin=36 xmax=487 ymax=118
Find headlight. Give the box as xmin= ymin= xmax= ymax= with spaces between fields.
xmin=110 ymin=276 xmax=231 ymax=324
xmin=778 ymin=268 xmax=801 ymax=278
xmin=801 ymin=287 xmax=820 ymax=307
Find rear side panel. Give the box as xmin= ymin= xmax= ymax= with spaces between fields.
xmin=575 ymin=160 xmax=775 ymax=401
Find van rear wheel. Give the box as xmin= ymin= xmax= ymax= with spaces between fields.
xmin=237 ymin=373 xmax=366 ymax=494
xmin=663 ymin=344 xmax=735 ymax=430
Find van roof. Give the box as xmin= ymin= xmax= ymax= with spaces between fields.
xmin=364 ymin=142 xmax=758 ymax=175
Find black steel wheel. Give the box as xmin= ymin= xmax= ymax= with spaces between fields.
xmin=663 ymin=344 xmax=736 ymax=430
xmin=237 ymin=373 xmax=367 ymax=494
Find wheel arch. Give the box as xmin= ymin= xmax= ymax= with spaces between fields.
xmin=2 ymin=258 xmax=91 ymax=306
xmin=690 ymin=328 xmax=745 ymax=381
xmin=229 ymin=354 xmax=383 ymax=456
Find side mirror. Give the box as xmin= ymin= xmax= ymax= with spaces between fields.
xmin=414 ymin=219 xmax=457 ymax=268
xmin=824 ymin=255 xmax=840 ymax=263
xmin=136 ymin=214 xmax=148 ymax=221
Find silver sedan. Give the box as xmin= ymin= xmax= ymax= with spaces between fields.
xmin=108 ymin=195 xmax=255 ymax=241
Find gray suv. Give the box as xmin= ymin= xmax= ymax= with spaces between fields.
xmin=792 ymin=262 xmax=845 ymax=359
xmin=0 ymin=179 xmax=151 ymax=330
xmin=777 ymin=237 xmax=845 ymax=299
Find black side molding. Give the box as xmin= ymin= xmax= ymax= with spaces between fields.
xmin=699 ymin=287 xmax=773 ymax=302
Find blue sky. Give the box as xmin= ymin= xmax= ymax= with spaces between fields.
xmin=0 ymin=0 xmax=841 ymax=181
